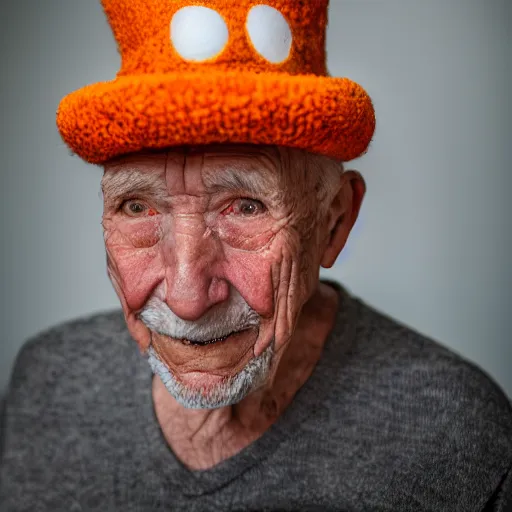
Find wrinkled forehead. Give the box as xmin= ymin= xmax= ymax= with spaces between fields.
xmin=101 ymin=145 xmax=284 ymax=197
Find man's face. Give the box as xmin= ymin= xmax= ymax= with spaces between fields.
xmin=101 ymin=145 xmax=337 ymax=407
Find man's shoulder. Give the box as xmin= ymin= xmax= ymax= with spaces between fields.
xmin=18 ymin=309 xmax=129 ymax=360
xmin=7 ymin=310 xmax=136 ymax=400
xmin=351 ymin=296 xmax=512 ymax=420
xmin=337 ymin=295 xmax=512 ymax=509
xmin=346 ymin=296 xmax=512 ymax=430
xmin=0 ymin=312 xmax=149 ymax=511
xmin=314 ymin=292 xmax=512 ymax=509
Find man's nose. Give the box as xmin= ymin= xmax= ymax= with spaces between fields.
xmin=163 ymin=222 xmax=229 ymax=321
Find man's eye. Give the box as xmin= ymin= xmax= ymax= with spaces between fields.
xmin=121 ymin=200 xmax=158 ymax=217
xmin=222 ymin=198 xmax=267 ymax=217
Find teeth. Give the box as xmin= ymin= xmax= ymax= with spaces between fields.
xmin=185 ymin=333 xmax=232 ymax=346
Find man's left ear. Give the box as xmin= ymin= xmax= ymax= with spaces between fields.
xmin=321 ymin=170 xmax=366 ymax=269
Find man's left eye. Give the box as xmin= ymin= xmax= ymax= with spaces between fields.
xmin=222 ymin=198 xmax=267 ymax=216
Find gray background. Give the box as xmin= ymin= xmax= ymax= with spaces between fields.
xmin=1 ymin=0 xmax=511 ymax=397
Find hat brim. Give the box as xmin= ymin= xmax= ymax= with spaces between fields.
xmin=56 ymin=70 xmax=375 ymax=164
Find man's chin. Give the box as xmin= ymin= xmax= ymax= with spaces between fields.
xmin=147 ymin=344 xmax=274 ymax=410
xmin=174 ymin=371 xmax=233 ymax=390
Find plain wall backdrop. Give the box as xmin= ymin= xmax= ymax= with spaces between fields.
xmin=1 ymin=0 xmax=511 ymax=397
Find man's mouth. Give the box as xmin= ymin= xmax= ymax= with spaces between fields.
xmin=178 ymin=331 xmax=239 ymax=347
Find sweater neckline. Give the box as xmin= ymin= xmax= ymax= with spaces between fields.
xmin=138 ymin=281 xmax=358 ymax=497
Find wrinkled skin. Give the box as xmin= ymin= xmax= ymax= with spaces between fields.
xmin=102 ymin=144 xmax=365 ymax=469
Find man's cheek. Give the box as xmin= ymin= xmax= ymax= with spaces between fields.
xmin=106 ymin=244 xmax=165 ymax=312
xmin=262 ymin=235 xmax=307 ymax=354
xmin=223 ymin=250 xmax=276 ymax=318
xmin=105 ymin=248 xmax=153 ymax=352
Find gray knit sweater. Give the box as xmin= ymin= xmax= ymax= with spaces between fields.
xmin=1 ymin=285 xmax=511 ymax=511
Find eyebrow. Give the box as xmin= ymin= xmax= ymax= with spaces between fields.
xmin=203 ymin=167 xmax=274 ymax=198
xmin=101 ymin=162 xmax=277 ymax=203
xmin=101 ymin=168 xmax=168 ymax=203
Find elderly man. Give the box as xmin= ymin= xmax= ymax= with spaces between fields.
xmin=1 ymin=1 xmax=511 ymax=511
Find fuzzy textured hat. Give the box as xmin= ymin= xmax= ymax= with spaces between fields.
xmin=56 ymin=0 xmax=375 ymax=164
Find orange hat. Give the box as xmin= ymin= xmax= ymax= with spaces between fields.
xmin=56 ymin=0 xmax=376 ymax=164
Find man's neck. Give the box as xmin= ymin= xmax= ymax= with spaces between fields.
xmin=152 ymin=282 xmax=340 ymax=471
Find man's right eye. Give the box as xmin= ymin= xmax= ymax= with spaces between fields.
xmin=120 ymin=200 xmax=158 ymax=217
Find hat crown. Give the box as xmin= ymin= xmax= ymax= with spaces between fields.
xmin=101 ymin=0 xmax=329 ymax=77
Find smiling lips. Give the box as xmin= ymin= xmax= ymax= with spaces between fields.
xmin=179 ymin=332 xmax=237 ymax=347
xmin=152 ymin=327 xmax=260 ymax=377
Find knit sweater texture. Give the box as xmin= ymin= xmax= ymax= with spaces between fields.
xmin=1 ymin=284 xmax=511 ymax=511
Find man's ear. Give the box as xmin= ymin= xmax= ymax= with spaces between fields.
xmin=321 ymin=171 xmax=366 ymax=269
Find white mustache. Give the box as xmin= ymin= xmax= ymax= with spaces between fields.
xmin=138 ymin=288 xmax=260 ymax=342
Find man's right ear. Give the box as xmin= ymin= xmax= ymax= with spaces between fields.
xmin=321 ymin=171 xmax=366 ymax=269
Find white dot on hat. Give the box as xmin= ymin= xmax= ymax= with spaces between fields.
xmin=246 ymin=5 xmax=292 ymax=64
xmin=170 ymin=6 xmax=229 ymax=62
